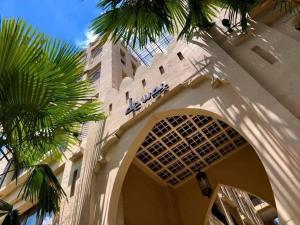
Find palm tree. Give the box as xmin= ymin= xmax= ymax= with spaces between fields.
xmin=0 ymin=18 xmax=105 ymax=224
xmin=90 ymin=0 xmax=300 ymax=48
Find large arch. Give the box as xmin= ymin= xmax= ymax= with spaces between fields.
xmin=109 ymin=108 xmax=279 ymax=225
xmin=86 ymin=72 xmax=300 ymax=225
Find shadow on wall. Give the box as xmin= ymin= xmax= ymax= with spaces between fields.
xmin=189 ymin=33 xmax=300 ymax=223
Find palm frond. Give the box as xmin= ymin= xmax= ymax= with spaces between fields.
xmin=19 ymin=164 xmax=66 ymax=220
xmin=269 ymin=0 xmax=300 ymax=13
xmin=0 ymin=18 xmax=105 ymax=166
xmin=178 ymin=0 xmax=217 ymax=40
xmin=217 ymin=0 xmax=259 ymax=31
xmin=91 ymin=0 xmax=186 ymax=48
xmin=2 ymin=210 xmax=21 ymax=225
xmin=0 ymin=199 xmax=13 ymax=215
xmin=0 ymin=200 xmax=21 ymax=225
xmin=0 ymin=17 xmax=104 ymax=224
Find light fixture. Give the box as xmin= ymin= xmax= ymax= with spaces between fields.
xmin=185 ymin=139 xmax=213 ymax=198
xmin=222 ymin=19 xmax=233 ymax=33
xmin=196 ymin=171 xmax=213 ymax=198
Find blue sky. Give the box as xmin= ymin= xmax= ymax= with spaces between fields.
xmin=0 ymin=0 xmax=100 ymax=48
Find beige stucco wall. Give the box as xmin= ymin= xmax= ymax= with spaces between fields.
xmin=72 ymin=19 xmax=300 ymax=225
xmin=1 ymin=5 xmax=299 ymax=225
xmin=122 ymin=164 xmax=170 ymax=225
xmin=121 ymin=144 xmax=274 ymax=225
xmin=174 ymin=145 xmax=275 ymax=225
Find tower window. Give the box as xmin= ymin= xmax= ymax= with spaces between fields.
xmin=142 ymin=79 xmax=146 ymax=87
xmin=159 ymin=66 xmax=165 ymax=75
xmin=295 ymin=23 xmax=300 ymax=31
xmin=109 ymin=103 xmax=112 ymax=112
xmin=251 ymin=46 xmax=277 ymax=64
xmin=70 ymin=169 xmax=78 ymax=197
xmin=120 ymin=49 xmax=126 ymax=58
xmin=177 ymin=52 xmax=184 ymax=60
xmin=125 ymin=92 xmax=129 ymax=102
xmin=121 ymin=58 xmax=126 ymax=65
xmin=91 ymin=71 xmax=100 ymax=82
xmin=91 ymin=46 xmax=102 ymax=61
xmin=132 ymin=62 xmax=137 ymax=76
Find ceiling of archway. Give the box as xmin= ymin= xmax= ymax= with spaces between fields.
xmin=135 ymin=114 xmax=249 ymax=188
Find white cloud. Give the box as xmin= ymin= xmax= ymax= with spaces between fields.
xmin=75 ymin=31 xmax=98 ymax=48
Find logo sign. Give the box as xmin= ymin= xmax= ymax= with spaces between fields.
xmin=125 ymin=82 xmax=169 ymax=115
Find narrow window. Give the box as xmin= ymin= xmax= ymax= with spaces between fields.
xmin=159 ymin=66 xmax=165 ymax=75
xmin=70 ymin=169 xmax=78 ymax=197
xmin=177 ymin=52 xmax=184 ymax=60
xmin=121 ymin=58 xmax=126 ymax=65
xmin=251 ymin=46 xmax=277 ymax=64
xmin=91 ymin=46 xmax=102 ymax=62
xmin=125 ymin=92 xmax=129 ymax=102
xmin=91 ymin=71 xmax=100 ymax=82
xmin=142 ymin=79 xmax=146 ymax=87
xmin=109 ymin=103 xmax=112 ymax=112
xmin=132 ymin=62 xmax=137 ymax=76
xmin=295 ymin=22 xmax=300 ymax=31
xmin=120 ymin=49 xmax=126 ymax=58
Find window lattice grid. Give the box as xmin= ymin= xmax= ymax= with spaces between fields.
xmin=202 ymin=121 xmax=221 ymax=138
xmin=226 ymin=127 xmax=239 ymax=138
xmin=181 ymin=152 xmax=199 ymax=165
xmin=152 ymin=120 xmax=171 ymax=137
xmin=135 ymin=115 xmax=250 ymax=188
xmin=161 ymin=131 xmax=181 ymax=147
xmin=167 ymin=177 xmax=180 ymax=186
xmin=233 ymin=136 xmax=247 ymax=146
xmin=187 ymin=132 xmax=205 ymax=147
xmin=147 ymin=160 xmax=163 ymax=172
xmin=218 ymin=120 xmax=229 ymax=128
xmin=176 ymin=121 xmax=197 ymax=137
xmin=142 ymin=133 xmax=156 ymax=147
xmin=168 ymin=161 xmax=185 ymax=174
xmin=177 ymin=169 xmax=193 ymax=181
xmin=204 ymin=152 xmax=221 ymax=164
xmin=171 ymin=142 xmax=190 ymax=156
xmin=158 ymin=169 xmax=172 ymax=180
xmin=211 ymin=133 xmax=229 ymax=148
xmin=192 ymin=115 xmax=212 ymax=128
xmin=195 ymin=142 xmax=215 ymax=157
xmin=166 ymin=115 xmax=187 ymax=127
xmin=219 ymin=143 xmax=236 ymax=156
xmin=191 ymin=161 xmax=207 ymax=172
xmin=158 ymin=151 xmax=176 ymax=165
xmin=146 ymin=141 xmax=166 ymax=156
xmin=136 ymin=151 xmax=152 ymax=163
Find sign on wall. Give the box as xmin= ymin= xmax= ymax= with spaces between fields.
xmin=125 ymin=82 xmax=169 ymax=115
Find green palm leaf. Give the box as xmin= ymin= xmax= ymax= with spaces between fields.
xmin=19 ymin=164 xmax=66 ymax=220
xmin=91 ymin=0 xmax=186 ymax=48
xmin=0 ymin=18 xmax=105 ymax=220
xmin=2 ymin=210 xmax=20 ymax=225
xmin=178 ymin=0 xmax=217 ymax=40
xmin=0 ymin=200 xmax=13 ymax=217
xmin=0 ymin=18 xmax=105 ymax=164
xmin=0 ymin=200 xmax=20 ymax=225
xmin=91 ymin=0 xmax=300 ymax=46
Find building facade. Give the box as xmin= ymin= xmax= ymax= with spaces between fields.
xmin=1 ymin=2 xmax=300 ymax=225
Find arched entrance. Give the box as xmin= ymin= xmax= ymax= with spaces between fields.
xmin=115 ymin=110 xmax=278 ymax=225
